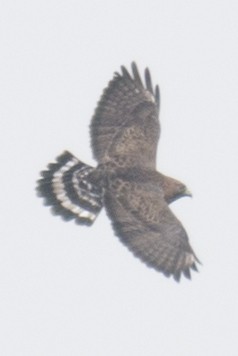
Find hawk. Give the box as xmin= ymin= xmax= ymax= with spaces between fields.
xmin=37 ymin=62 xmax=199 ymax=281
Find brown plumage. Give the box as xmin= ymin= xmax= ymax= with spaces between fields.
xmin=37 ymin=62 xmax=199 ymax=281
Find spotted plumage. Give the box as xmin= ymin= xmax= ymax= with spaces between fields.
xmin=37 ymin=62 xmax=199 ymax=281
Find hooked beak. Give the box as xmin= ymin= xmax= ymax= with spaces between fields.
xmin=184 ymin=188 xmax=192 ymax=198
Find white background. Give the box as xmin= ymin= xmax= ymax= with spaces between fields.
xmin=1 ymin=1 xmax=238 ymax=355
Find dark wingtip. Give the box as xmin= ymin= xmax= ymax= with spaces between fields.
xmin=183 ymin=267 xmax=191 ymax=279
xmin=173 ymin=270 xmax=181 ymax=282
xmin=131 ymin=61 xmax=143 ymax=87
xmin=155 ymin=85 xmax=160 ymax=108
xmin=117 ymin=63 xmax=160 ymax=108
xmin=193 ymin=251 xmax=202 ymax=266
xmin=121 ymin=65 xmax=132 ymax=80
xmin=145 ymin=67 xmax=154 ymax=94
xmin=191 ymin=262 xmax=199 ymax=272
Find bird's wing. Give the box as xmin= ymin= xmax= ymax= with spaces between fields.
xmin=104 ymin=178 xmax=198 ymax=281
xmin=90 ymin=62 xmax=160 ymax=168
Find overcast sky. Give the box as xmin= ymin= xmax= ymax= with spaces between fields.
xmin=1 ymin=1 xmax=238 ymax=355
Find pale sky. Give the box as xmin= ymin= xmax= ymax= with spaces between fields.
xmin=1 ymin=1 xmax=238 ymax=355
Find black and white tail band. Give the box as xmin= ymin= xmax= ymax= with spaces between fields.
xmin=36 ymin=151 xmax=103 ymax=225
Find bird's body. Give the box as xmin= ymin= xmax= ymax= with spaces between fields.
xmin=37 ymin=63 xmax=199 ymax=281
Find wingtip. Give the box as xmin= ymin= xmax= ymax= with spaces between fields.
xmin=121 ymin=65 xmax=132 ymax=80
xmin=183 ymin=267 xmax=191 ymax=280
xmin=131 ymin=61 xmax=143 ymax=87
xmin=155 ymin=85 xmax=160 ymax=108
xmin=144 ymin=67 xmax=154 ymax=95
xmin=118 ymin=62 xmax=159 ymax=105
xmin=173 ymin=270 xmax=181 ymax=282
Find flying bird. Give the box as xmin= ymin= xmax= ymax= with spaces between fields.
xmin=37 ymin=62 xmax=199 ymax=281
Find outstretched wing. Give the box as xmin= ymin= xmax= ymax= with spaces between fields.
xmin=90 ymin=62 xmax=160 ymax=168
xmin=104 ymin=177 xmax=198 ymax=281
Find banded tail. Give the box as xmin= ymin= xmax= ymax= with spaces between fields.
xmin=36 ymin=151 xmax=103 ymax=225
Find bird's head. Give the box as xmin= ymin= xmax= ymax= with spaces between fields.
xmin=160 ymin=174 xmax=192 ymax=204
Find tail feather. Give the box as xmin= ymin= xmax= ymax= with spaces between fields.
xmin=36 ymin=151 xmax=103 ymax=225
